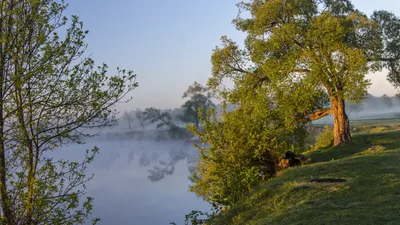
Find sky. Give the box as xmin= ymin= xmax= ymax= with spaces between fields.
xmin=66 ymin=0 xmax=400 ymax=110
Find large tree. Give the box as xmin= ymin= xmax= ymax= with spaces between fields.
xmin=209 ymin=0 xmax=400 ymax=146
xmin=0 ymin=1 xmax=136 ymax=224
xmin=180 ymin=81 xmax=214 ymax=128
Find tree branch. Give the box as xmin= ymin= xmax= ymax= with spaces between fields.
xmin=308 ymin=108 xmax=332 ymax=121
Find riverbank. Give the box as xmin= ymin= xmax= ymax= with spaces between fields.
xmin=207 ymin=121 xmax=400 ymax=225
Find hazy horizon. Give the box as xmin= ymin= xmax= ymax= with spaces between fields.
xmin=66 ymin=0 xmax=400 ymax=111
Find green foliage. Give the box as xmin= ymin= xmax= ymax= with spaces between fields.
xmin=188 ymin=93 xmax=307 ymax=207
xmin=372 ymin=10 xmax=400 ymax=87
xmin=312 ymin=125 xmax=334 ymax=150
xmin=209 ymin=0 xmax=400 ymax=146
xmin=0 ymin=1 xmax=137 ymax=224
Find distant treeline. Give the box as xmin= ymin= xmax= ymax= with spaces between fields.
xmin=347 ymin=94 xmax=400 ymax=114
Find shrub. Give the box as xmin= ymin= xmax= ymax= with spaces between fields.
xmin=189 ymin=103 xmax=307 ymax=207
xmin=312 ymin=125 xmax=334 ymax=150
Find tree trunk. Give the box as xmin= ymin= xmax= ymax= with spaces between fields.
xmin=195 ymin=110 xmax=199 ymax=129
xmin=331 ymin=96 xmax=351 ymax=146
xmin=0 ymin=12 xmax=15 ymax=224
xmin=0 ymin=102 xmax=15 ymax=225
xmin=141 ymin=124 xmax=145 ymax=131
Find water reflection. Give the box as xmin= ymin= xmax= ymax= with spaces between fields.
xmin=139 ymin=153 xmax=152 ymax=167
xmin=58 ymin=139 xmax=209 ymax=225
xmin=148 ymin=146 xmax=187 ymax=182
xmin=135 ymin=140 xmax=201 ymax=182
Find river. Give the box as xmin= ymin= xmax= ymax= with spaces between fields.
xmin=58 ymin=138 xmax=210 ymax=225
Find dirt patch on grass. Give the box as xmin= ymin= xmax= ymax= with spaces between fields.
xmin=308 ymin=178 xmax=346 ymax=183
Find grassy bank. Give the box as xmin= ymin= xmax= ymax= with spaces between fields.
xmin=208 ymin=122 xmax=400 ymax=225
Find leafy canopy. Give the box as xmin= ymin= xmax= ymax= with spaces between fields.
xmin=210 ymin=0 xmax=400 ymax=121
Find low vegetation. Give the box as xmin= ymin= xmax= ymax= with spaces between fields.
xmin=310 ymin=125 xmax=334 ymax=151
xmin=188 ymin=91 xmax=309 ymax=207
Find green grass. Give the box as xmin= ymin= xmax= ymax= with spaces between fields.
xmin=208 ymin=124 xmax=400 ymax=225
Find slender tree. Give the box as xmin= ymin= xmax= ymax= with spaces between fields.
xmin=0 ymin=1 xmax=137 ymax=224
xmin=135 ymin=108 xmax=146 ymax=131
xmin=209 ymin=0 xmax=400 ymax=146
xmin=123 ymin=110 xmax=135 ymax=131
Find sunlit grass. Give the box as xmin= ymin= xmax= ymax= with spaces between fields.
xmin=208 ymin=121 xmax=400 ymax=225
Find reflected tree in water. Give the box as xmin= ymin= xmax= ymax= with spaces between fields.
xmin=151 ymin=152 xmax=160 ymax=162
xmin=148 ymin=142 xmax=196 ymax=182
xmin=138 ymin=151 xmax=160 ymax=167
xmin=139 ymin=153 xmax=152 ymax=167
xmin=148 ymin=162 xmax=176 ymax=182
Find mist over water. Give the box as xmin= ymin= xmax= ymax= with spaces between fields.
xmin=57 ymin=135 xmax=210 ymax=225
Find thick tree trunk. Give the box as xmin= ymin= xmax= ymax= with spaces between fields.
xmin=331 ymin=96 xmax=351 ymax=146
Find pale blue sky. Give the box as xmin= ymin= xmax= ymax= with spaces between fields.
xmin=67 ymin=0 xmax=400 ymax=110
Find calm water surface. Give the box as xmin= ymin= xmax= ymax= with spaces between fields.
xmin=59 ymin=139 xmax=210 ymax=225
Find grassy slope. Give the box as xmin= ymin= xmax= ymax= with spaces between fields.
xmin=209 ymin=122 xmax=400 ymax=225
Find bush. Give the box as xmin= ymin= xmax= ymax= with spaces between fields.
xmin=189 ymin=104 xmax=307 ymax=207
xmin=312 ymin=125 xmax=334 ymax=150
